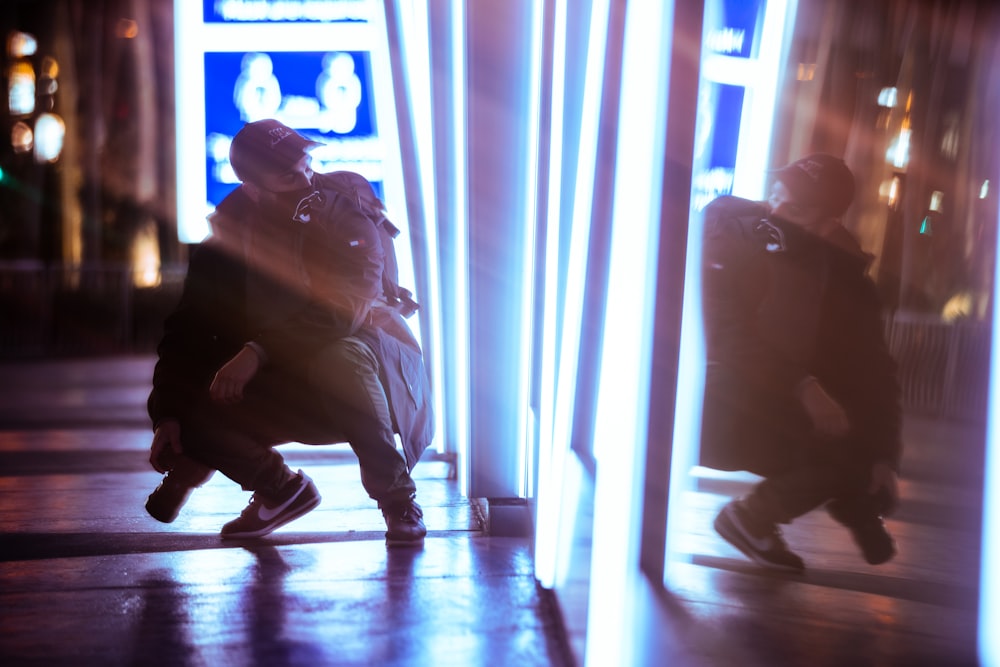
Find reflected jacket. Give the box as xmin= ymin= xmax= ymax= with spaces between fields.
xmin=700 ymin=196 xmax=902 ymax=469
xmin=147 ymin=172 xmax=433 ymax=469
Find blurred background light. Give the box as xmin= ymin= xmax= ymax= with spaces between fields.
xmin=33 ymin=113 xmax=65 ymax=163
xmin=11 ymin=121 xmax=32 ymax=154
xmin=878 ymin=86 xmax=898 ymax=108
xmin=929 ymin=191 xmax=944 ymax=213
xmin=7 ymin=30 xmax=37 ymax=58
xmin=116 ymin=18 xmax=139 ymax=39
xmin=8 ymin=61 xmax=35 ymax=116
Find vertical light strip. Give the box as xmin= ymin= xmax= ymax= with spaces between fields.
xmin=731 ymin=0 xmax=796 ymax=200
xmin=586 ymin=0 xmax=672 ymax=664
xmin=370 ymin=0 xmax=415 ymax=299
xmin=173 ymin=0 xmax=209 ymax=243
xmin=449 ymin=0 xmax=471 ymax=494
xmin=551 ymin=0 xmax=611 ymax=487
xmin=979 ymin=168 xmax=1000 ymax=667
xmin=662 ymin=211 xmax=705 ymax=575
xmin=534 ymin=0 xmax=569 ymax=589
xmin=394 ymin=0 xmax=447 ymax=453
xmin=539 ymin=0 xmax=611 ymax=588
xmin=517 ymin=0 xmax=547 ymax=498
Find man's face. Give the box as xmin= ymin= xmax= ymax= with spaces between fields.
xmin=767 ymin=180 xmax=827 ymax=232
xmin=246 ymin=153 xmax=318 ymax=222
xmin=252 ymin=153 xmax=315 ymax=201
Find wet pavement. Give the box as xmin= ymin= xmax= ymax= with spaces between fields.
xmin=651 ymin=414 xmax=985 ymax=667
xmin=0 ymin=356 xmax=989 ymax=666
xmin=0 ymin=356 xmax=570 ymax=667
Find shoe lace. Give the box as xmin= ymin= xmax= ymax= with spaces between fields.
xmin=395 ymin=501 xmax=423 ymax=523
xmin=238 ymin=493 xmax=262 ymax=518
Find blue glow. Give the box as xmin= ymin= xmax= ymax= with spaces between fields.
xmin=516 ymin=0 xmax=547 ymax=499
xmin=203 ymin=0 xmax=373 ymax=23
xmin=693 ymin=0 xmax=796 ymax=207
xmin=732 ymin=0 xmax=794 ymax=199
xmin=543 ymin=0 xmax=612 ymax=589
xmin=449 ymin=0 xmax=471 ymax=495
xmin=174 ymin=0 xmax=209 ymax=241
xmin=662 ymin=210 xmax=706 ymax=574
xmin=174 ymin=2 xmax=403 ymax=244
xmin=534 ymin=0 xmax=569 ymax=589
xmin=551 ymin=0 xmax=612 ymax=484
xmin=980 ymin=154 xmax=1000 ymax=667
xmin=393 ymin=2 xmax=446 ymax=454
xmin=586 ymin=0 xmax=672 ymax=663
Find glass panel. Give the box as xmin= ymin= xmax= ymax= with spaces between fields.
xmin=661 ymin=1 xmax=998 ymax=664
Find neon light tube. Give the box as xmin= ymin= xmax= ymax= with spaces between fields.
xmin=586 ymin=0 xmax=672 ymax=664
xmin=534 ymin=0 xmax=570 ymax=590
xmin=449 ymin=0 xmax=471 ymax=494
xmin=979 ymin=142 xmax=1000 ymax=667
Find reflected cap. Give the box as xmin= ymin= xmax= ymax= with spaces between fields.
xmin=229 ymin=119 xmax=323 ymax=182
xmin=771 ymin=153 xmax=856 ymax=217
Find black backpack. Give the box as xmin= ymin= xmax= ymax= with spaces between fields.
xmin=318 ymin=171 xmax=419 ymax=318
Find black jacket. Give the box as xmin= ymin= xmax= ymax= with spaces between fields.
xmin=700 ymin=196 xmax=901 ymax=469
xmin=148 ymin=172 xmax=433 ymax=469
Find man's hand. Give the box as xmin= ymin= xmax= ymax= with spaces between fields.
xmin=868 ymin=461 xmax=900 ymax=516
xmin=209 ymin=345 xmax=261 ymax=405
xmin=796 ymin=376 xmax=850 ymax=438
xmin=150 ymin=419 xmax=183 ymax=473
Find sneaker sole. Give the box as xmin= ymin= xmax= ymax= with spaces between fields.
xmin=714 ymin=507 xmax=804 ymax=573
xmin=385 ymin=534 xmax=426 ymax=548
xmin=221 ymin=493 xmax=321 ymax=540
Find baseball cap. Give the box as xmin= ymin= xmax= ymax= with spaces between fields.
xmin=770 ymin=153 xmax=855 ymax=217
xmin=229 ymin=119 xmax=323 ymax=182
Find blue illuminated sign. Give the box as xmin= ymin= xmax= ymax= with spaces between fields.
xmin=704 ymin=0 xmax=764 ymax=59
xmin=691 ymin=0 xmax=789 ymax=208
xmin=693 ymin=82 xmax=745 ymax=209
xmin=175 ymin=0 xmax=405 ymax=243
xmin=203 ymin=49 xmax=379 ymax=209
xmin=203 ymin=0 xmax=371 ymax=24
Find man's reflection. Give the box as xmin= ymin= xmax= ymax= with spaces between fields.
xmin=699 ymin=153 xmax=901 ymax=573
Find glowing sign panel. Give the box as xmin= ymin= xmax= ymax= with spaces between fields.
xmin=204 ymin=0 xmax=373 ymax=23
xmin=691 ymin=0 xmax=788 ymax=209
xmin=203 ymin=50 xmax=381 ymax=210
xmin=175 ymin=0 xmax=405 ymax=243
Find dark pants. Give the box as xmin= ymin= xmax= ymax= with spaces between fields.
xmin=700 ymin=365 xmax=878 ymax=525
xmin=179 ymin=336 xmax=416 ymax=505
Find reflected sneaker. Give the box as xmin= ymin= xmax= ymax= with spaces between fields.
xmin=220 ymin=470 xmax=321 ymax=539
xmin=713 ymin=500 xmax=805 ymax=573
xmin=381 ymin=497 xmax=427 ymax=547
xmin=826 ymin=499 xmax=896 ymax=565
xmin=145 ymin=456 xmax=214 ymax=523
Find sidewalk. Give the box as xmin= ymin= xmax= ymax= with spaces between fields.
xmin=0 ymin=356 xmax=987 ymax=665
xmin=0 ymin=357 xmax=570 ymax=666
xmin=661 ymin=412 xmax=984 ymax=666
